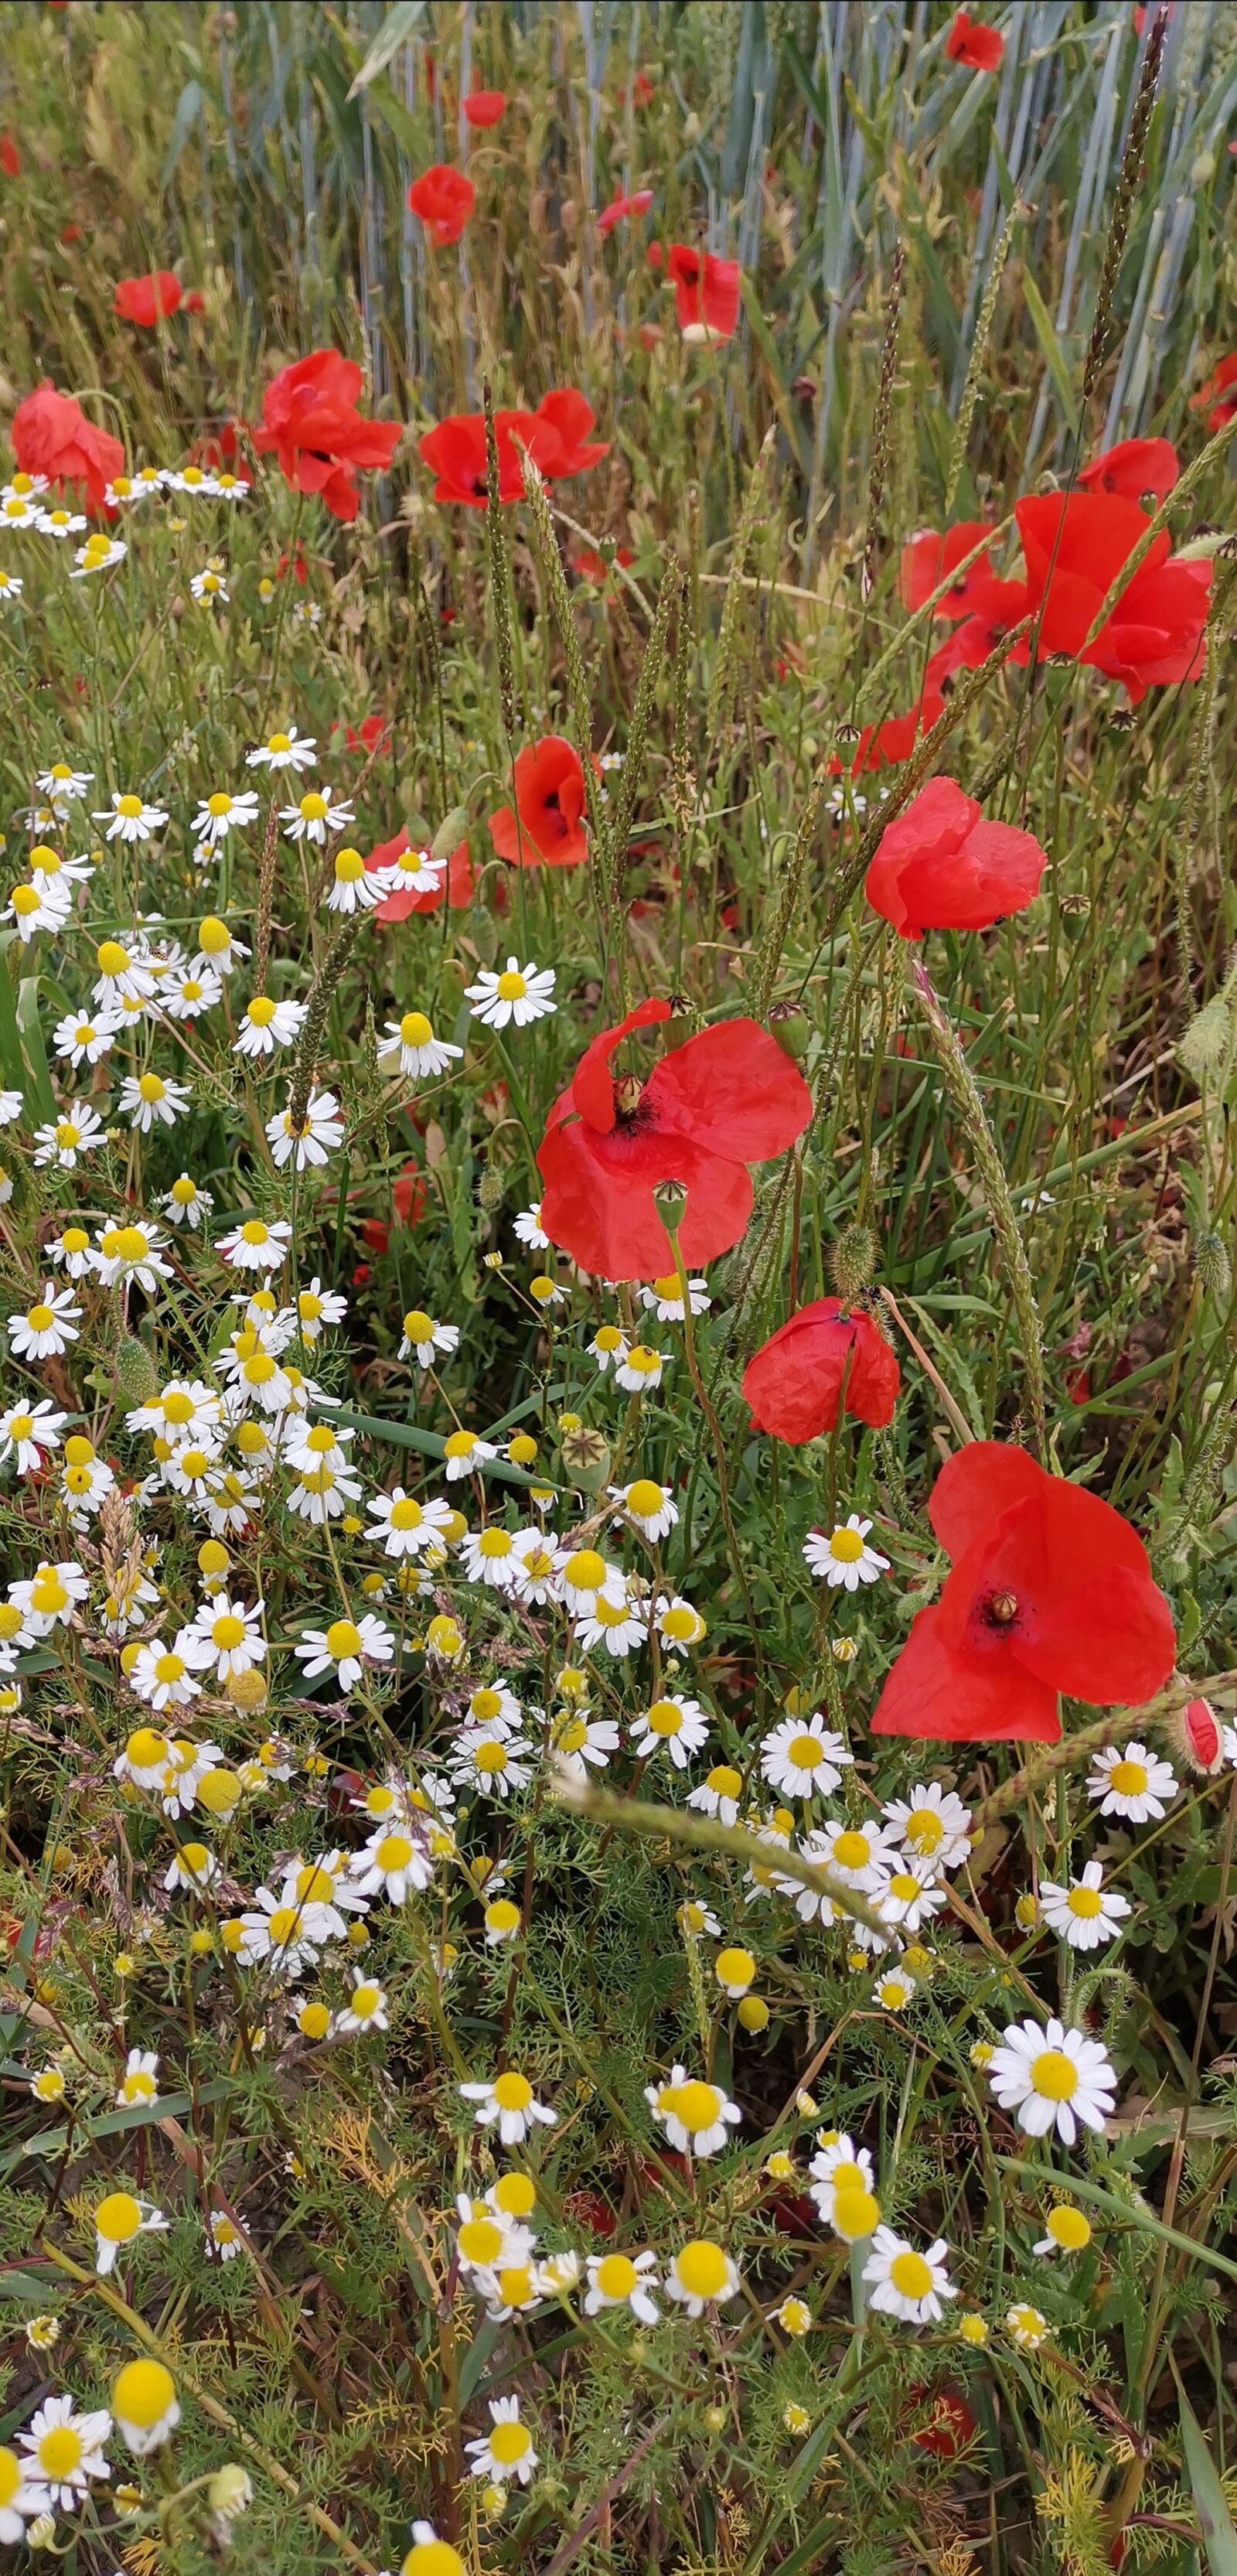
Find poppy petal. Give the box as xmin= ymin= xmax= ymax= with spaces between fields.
xmin=871 ymin=1604 xmax=1061 ymax=1742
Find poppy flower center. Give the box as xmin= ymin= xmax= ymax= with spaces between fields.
xmin=1031 ymin=2049 xmax=1078 ymax=2101
xmin=889 ymin=2250 xmax=933 ymax=2299
xmin=985 ymin=1589 xmax=1020 ymax=1626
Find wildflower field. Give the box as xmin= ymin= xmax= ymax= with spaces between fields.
xmin=4 ymin=0 xmax=1237 ymax=2568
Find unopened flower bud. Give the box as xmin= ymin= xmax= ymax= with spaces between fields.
xmin=1174 ymin=1694 xmax=1225 ymax=1776
xmin=768 ymin=1000 xmax=810 ymax=1061
xmin=1193 ymin=1230 xmax=1232 ymax=1302
xmin=654 ymin=1177 xmax=688 ymax=1232
xmin=208 ymin=2464 xmax=254 ymax=2527
xmin=115 ymin=1336 xmax=159 ymax=1404
xmin=478 ymin=1165 xmax=505 ymax=1211
xmin=829 ymin=1223 xmax=877 ymax=1302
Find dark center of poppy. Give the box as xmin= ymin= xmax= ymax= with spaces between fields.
xmin=985 ymin=1589 xmax=1019 ymax=1626
xmin=613 ymin=1073 xmax=644 ymax=1117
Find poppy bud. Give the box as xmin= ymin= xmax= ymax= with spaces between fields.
xmin=559 ymin=1424 xmax=611 ymax=1493
xmin=1179 ymin=998 xmax=1231 ymax=1079
xmin=654 ymin=1177 xmax=688 ymax=1233
xmin=768 ymin=1001 xmax=810 ymax=1061
xmin=829 ymin=1223 xmax=877 ymax=1301
xmin=1058 ymin=898 xmax=1089 ymax=944
xmin=1193 ymin=1230 xmax=1232 ymax=1302
xmin=1173 ymin=1695 xmax=1225 ymax=1776
xmin=115 ymin=1336 xmax=159 ymax=1404
xmin=467 ymin=902 xmax=499 ymax=967
xmin=478 ymin=1166 xmax=505 ymax=1211
xmin=432 ymin=804 xmax=469 ymax=862
xmin=438 ymin=957 xmax=468 ymax=1012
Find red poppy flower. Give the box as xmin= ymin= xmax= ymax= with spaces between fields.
xmin=113 ymin=270 xmax=188 ymax=326
xmin=363 ymin=833 xmax=475 ymax=920
xmin=12 ymin=380 xmax=124 ymax=512
xmin=828 ymin=680 xmax=946 ymax=778
xmin=666 ymin=244 xmax=741 ymax=341
xmin=393 ymin=1162 xmax=427 ymax=1227
xmin=901 ymin=522 xmax=997 ymax=614
xmin=463 ymin=88 xmax=506 ymax=127
xmin=407 ymin=164 xmax=475 ymax=246
xmin=189 ymin=420 xmax=252 ymax=482
xmin=871 ymin=1442 xmax=1176 ymax=1745
xmin=537 ymin=997 xmax=813 ymax=1281
xmin=629 ymin=70 xmax=656 ymax=107
xmin=342 ymin=712 xmax=389 ymax=755
xmin=574 ymin=542 xmax=634 ymax=585
xmin=743 ymin=1297 xmax=901 ymax=1442
xmin=598 ymin=186 xmax=654 ymax=234
xmin=945 ymin=10 xmax=1005 ymax=70
xmin=489 ymin=735 xmax=594 ymax=868
xmin=1014 ymin=491 xmax=1210 ymax=701
xmin=1078 ymin=437 xmax=1178 ymax=503
xmin=908 ymin=2392 xmax=978 ymax=2459
xmin=253 ymin=348 xmax=401 ymax=523
xmin=1 ymin=131 xmax=19 ymax=176
xmin=865 ymin=776 xmax=1048 ymax=939
xmin=533 ymin=388 xmax=608 ymax=476
xmin=1191 ymin=352 xmax=1237 ymax=434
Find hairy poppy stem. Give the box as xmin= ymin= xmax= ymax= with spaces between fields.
xmin=910 ymin=959 xmax=1048 ymax=1459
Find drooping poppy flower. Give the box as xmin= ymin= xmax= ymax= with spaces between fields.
xmin=114 ymin=271 xmax=189 ymax=326
xmin=865 ymin=776 xmax=1048 ymax=939
xmin=363 ymin=833 xmax=475 ymax=920
xmin=1 ymin=131 xmax=20 ymax=176
xmin=945 ymin=10 xmax=1005 ymax=70
xmin=598 ymin=186 xmax=654 ymax=234
xmin=407 ymin=164 xmax=476 ymax=246
xmin=253 ymin=348 xmax=401 ymax=524
xmin=463 ymin=88 xmax=506 ymax=127
xmin=489 ymin=735 xmax=593 ymax=868
xmin=828 ymin=680 xmax=946 ymax=778
xmin=1078 ymin=437 xmax=1178 ymax=503
xmin=1014 ymin=490 xmax=1210 ymax=701
xmin=12 ymin=380 xmax=124 ymax=513
xmin=1191 ymin=353 xmax=1237 ymax=435
xmin=666 ymin=244 xmax=741 ymax=343
xmin=742 ymin=1297 xmax=901 ymax=1442
xmin=871 ymin=1442 xmax=1176 ymax=1745
xmin=537 ymin=997 xmax=813 ymax=1281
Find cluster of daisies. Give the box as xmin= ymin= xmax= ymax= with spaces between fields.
xmin=0 ymin=458 xmax=250 ymax=602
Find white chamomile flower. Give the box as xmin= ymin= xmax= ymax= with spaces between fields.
xmin=459 ymin=1525 xmax=524 ymax=1590
xmin=8 ymin=1282 xmax=80 ymax=1359
xmin=266 ymin=1088 xmax=344 ymax=1169
xmin=871 ymin=1965 xmax=917 ymax=2011
xmin=164 ymin=1840 xmax=221 ymax=1893
xmin=71 ymin=534 xmax=127 ymax=578
xmin=645 ymin=2066 xmax=741 ymax=2158
xmin=985 ymin=2015 xmax=1117 ymax=2147
xmin=181 ymin=1596 xmax=267 ymax=1684
xmin=0 ymin=1400 xmax=67 ymax=1472
xmin=588 ymin=1322 xmax=631 ymax=1373
xmin=686 ymin=1761 xmax=745 ymax=1827
xmin=0 ymin=490 xmax=43 ymax=529
xmin=442 ymin=1428 xmax=498 ymax=1481
xmin=281 ymin=786 xmax=355 ymax=844
xmin=32 ymin=1103 xmax=107 ymax=1169
xmin=678 ymin=1899 xmax=722 ymax=1939
xmin=285 ymin=1458 xmax=363 ymax=1524
xmin=0 ymin=1090 xmax=22 ymax=1125
xmin=874 ymin=1858 xmax=949 ymax=1936
xmin=130 ymin=1640 xmax=203 ymax=1713
xmin=613 ymin=1342 xmax=665 ymax=1394
xmin=399 ymin=1306 xmax=461 ymax=1366
xmin=759 ymin=1711 xmax=853 ymax=1802
xmin=0 ymin=2443 xmax=43 ymax=2537
xmin=192 ymin=915 xmax=249 ymax=978
xmin=6 ymin=874 xmax=72 ymax=940
xmin=53 ymin=1007 xmax=121 ymax=1067
xmin=573 ymin=1583 xmax=647 ymax=1658
xmin=162 ymin=462 xmax=220 ymax=496
xmin=584 ymin=2247 xmax=660 ymax=2323
xmin=663 ymin=2239 xmax=741 ymax=2317
xmin=116 ymin=2049 xmax=160 ymax=2108
xmin=59 ymin=1434 xmax=115 ymax=1520
xmin=190 ymin=563 xmax=229 ymax=605
xmin=247 ymin=725 xmax=317 ymax=774
xmin=233 ymin=991 xmax=306 ymax=1056
xmin=380 ymin=1010 xmax=463 ymax=1079
xmin=656 ymin=1594 xmax=707 ymax=1651
xmin=1039 ymin=1861 xmax=1131 ymax=1952
xmin=513 ymin=1202 xmax=550 ymax=1249
xmin=295 ymin=1612 xmax=394 ymax=1692
xmin=325 ymin=844 xmax=383 ymax=913
xmin=350 ymin=1820 xmax=434 ymax=1904
xmin=376 ymin=842 xmax=446 ymax=899
xmin=509 ymin=1530 xmax=565 ymax=1605
xmin=332 ymin=1971 xmax=390 ymax=2035
xmin=450 ymin=1725 xmax=533 ymax=1800
xmin=92 ymin=1220 xmax=173 ymax=1291
xmin=218 ymin=1215 xmax=293 ymax=1271
xmin=1085 ymin=1741 xmax=1177 ymax=1823
xmin=1033 ymin=2204 xmax=1092 ymax=2258
xmin=37 ymin=763 xmax=93 ymax=807
xmin=803 ymin=1515 xmax=890 ymax=1590
xmin=881 ymin=1782 xmax=973 ymax=1873
xmin=640 ymin=1271 xmax=711 ymax=1321
xmin=38 ymin=503 xmax=87 ymax=537
xmin=18 ymin=2393 xmax=114 ymax=2506
xmin=464 ymin=2396 xmax=539 ymax=2486
xmin=1006 ymin=2301 xmax=1048 ymax=2349
xmin=863 ymin=2226 xmax=956 ymax=2324
xmin=116 ymin=1070 xmax=192 ymax=1132
xmin=160 ymin=1173 xmax=213 ymax=1228
xmin=193 ymin=787 xmax=261 ymax=846
xmin=629 ymin=1690 xmax=706 ymax=1772
xmin=95 ymin=790 xmax=169 ymax=844
xmin=458 ymin=2069 xmax=557 ymax=2145
xmin=465 ymin=957 xmax=557 ymax=1029
xmin=9 ymin=1558 xmax=89 ymax=1634
xmin=612 ymin=1476 xmax=679 ymax=1541
xmin=162 ymin=966 xmax=223 ymax=1021
xmin=29 ymin=841 xmax=92 ymax=891
xmin=813 ymin=1817 xmax=901 ymax=1892
xmin=550 ymin=1706 xmax=620 ymax=1782
xmin=294 ymin=1276 xmax=346 ymax=1340
xmin=366 ymin=1486 xmax=455 ymax=1559
xmin=808 ymin=2134 xmax=874 ymax=2224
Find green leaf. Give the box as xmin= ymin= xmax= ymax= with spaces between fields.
xmin=1021 ymin=267 xmax=1079 ymax=438
xmin=1176 ymin=2369 xmax=1237 ymax=2576
xmin=161 ymin=79 xmax=204 ymax=193
xmin=17 ymin=977 xmax=56 ymax=1124
xmin=346 ymin=0 xmax=426 ymax=100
